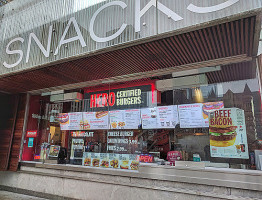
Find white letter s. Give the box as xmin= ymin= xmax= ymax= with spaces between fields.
xmin=3 ymin=37 xmax=24 ymax=69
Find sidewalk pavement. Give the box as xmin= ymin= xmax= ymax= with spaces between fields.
xmin=0 ymin=190 xmax=48 ymax=200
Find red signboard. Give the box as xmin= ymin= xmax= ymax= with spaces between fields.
xmin=26 ymin=130 xmax=38 ymax=138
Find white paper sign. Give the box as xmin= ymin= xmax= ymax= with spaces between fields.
xmin=141 ymin=108 xmax=157 ymax=129
xmin=82 ymin=111 xmax=109 ymax=130
xmin=156 ymin=105 xmax=178 ymax=128
xmin=110 ymin=110 xmax=125 ymax=129
xmin=179 ymin=102 xmax=224 ymax=128
xmin=178 ymin=104 xmax=204 ymax=128
xmin=59 ymin=112 xmax=83 ymax=130
xmin=124 ymin=109 xmax=141 ymax=129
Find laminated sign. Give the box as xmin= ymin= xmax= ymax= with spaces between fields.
xmin=209 ymin=108 xmax=249 ymax=159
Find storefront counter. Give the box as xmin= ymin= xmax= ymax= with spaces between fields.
xmin=0 ymin=161 xmax=261 ymax=199
xmin=17 ymin=161 xmax=262 ymax=192
xmin=1 ymin=161 xmax=261 ymax=200
xmin=139 ymin=162 xmax=262 ymax=191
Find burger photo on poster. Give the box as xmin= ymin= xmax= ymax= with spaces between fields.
xmin=202 ymin=102 xmax=224 ymax=119
xmin=209 ymin=126 xmax=237 ymax=147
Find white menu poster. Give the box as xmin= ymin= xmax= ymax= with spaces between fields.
xmin=82 ymin=111 xmax=109 ymax=130
xmin=179 ymin=102 xmax=224 ymax=128
xmin=59 ymin=112 xmax=83 ymax=130
xmin=110 ymin=110 xmax=125 ymax=129
xmin=179 ymin=104 xmax=204 ymax=128
xmin=156 ymin=105 xmax=178 ymax=129
xmin=209 ymin=108 xmax=249 ymax=159
xmin=124 ymin=109 xmax=141 ymax=129
xmin=141 ymin=108 xmax=157 ymax=129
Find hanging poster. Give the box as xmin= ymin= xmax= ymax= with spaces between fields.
xmin=178 ymin=102 xmax=224 ymax=128
xmin=109 ymin=110 xmax=125 ymax=129
xmin=59 ymin=112 xmax=83 ymax=130
xmin=124 ymin=109 xmax=141 ymax=129
xmin=141 ymin=108 xmax=157 ymax=129
xmin=178 ymin=104 xmax=204 ymax=128
xmin=109 ymin=109 xmax=141 ymax=129
xmin=156 ymin=105 xmax=178 ymax=128
xmin=209 ymin=108 xmax=249 ymax=159
xmin=82 ymin=111 xmax=109 ymax=130
xmin=202 ymin=101 xmax=224 ymax=126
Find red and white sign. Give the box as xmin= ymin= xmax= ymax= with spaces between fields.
xmin=26 ymin=130 xmax=37 ymax=138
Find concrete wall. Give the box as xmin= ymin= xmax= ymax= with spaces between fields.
xmin=0 ymin=164 xmax=262 ymax=200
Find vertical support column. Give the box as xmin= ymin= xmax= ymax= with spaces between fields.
xmin=8 ymin=94 xmax=27 ymax=171
xmin=19 ymin=93 xmax=30 ymax=163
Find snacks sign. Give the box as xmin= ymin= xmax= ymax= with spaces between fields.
xmin=85 ymin=85 xmax=152 ymax=111
xmin=209 ymin=108 xmax=249 ymax=159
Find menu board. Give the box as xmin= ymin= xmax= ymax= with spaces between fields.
xmin=82 ymin=111 xmax=109 ymax=130
xmin=107 ymin=131 xmax=138 ymax=154
xmin=109 ymin=110 xmax=141 ymax=129
xmin=209 ymin=108 xmax=249 ymax=159
xmin=124 ymin=109 xmax=141 ymax=129
xmin=59 ymin=112 xmax=83 ymax=130
xmin=141 ymin=108 xmax=157 ymax=129
xmin=109 ymin=110 xmax=125 ymax=129
xmin=178 ymin=102 xmax=224 ymax=128
xmin=156 ymin=105 xmax=178 ymax=129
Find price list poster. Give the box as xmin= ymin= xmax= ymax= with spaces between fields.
xmin=107 ymin=131 xmax=139 ymax=154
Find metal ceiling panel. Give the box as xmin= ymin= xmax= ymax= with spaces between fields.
xmin=0 ymin=17 xmax=256 ymax=94
xmin=0 ymin=0 xmax=261 ymax=76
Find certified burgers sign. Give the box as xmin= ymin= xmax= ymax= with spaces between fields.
xmin=84 ymin=84 xmax=154 ymax=111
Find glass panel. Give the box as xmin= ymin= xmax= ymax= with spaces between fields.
xmin=21 ymin=66 xmax=262 ymax=171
